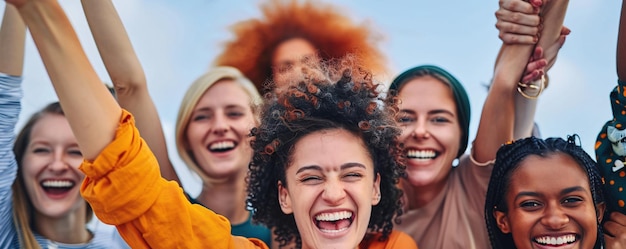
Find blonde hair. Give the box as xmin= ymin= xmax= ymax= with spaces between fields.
xmin=175 ymin=66 xmax=262 ymax=183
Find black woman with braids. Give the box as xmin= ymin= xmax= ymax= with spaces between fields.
xmin=7 ymin=0 xmax=417 ymax=247
xmin=485 ymin=136 xmax=606 ymax=249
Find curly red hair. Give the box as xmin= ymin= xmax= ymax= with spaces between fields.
xmin=213 ymin=0 xmax=387 ymax=94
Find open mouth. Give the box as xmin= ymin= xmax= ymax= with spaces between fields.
xmin=314 ymin=211 xmax=354 ymax=233
xmin=407 ymin=149 xmax=438 ymax=161
xmin=41 ymin=179 xmax=75 ymax=195
xmin=533 ymin=234 xmax=578 ymax=246
xmin=208 ymin=141 xmax=237 ymax=153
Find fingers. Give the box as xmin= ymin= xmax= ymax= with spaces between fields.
xmin=530 ymin=46 xmax=544 ymax=62
xmin=561 ymin=25 xmax=572 ymax=35
xmin=521 ymin=47 xmax=547 ymax=83
xmin=499 ymin=0 xmax=540 ymax=14
xmin=495 ymin=8 xmax=541 ymax=26
xmin=495 ymin=0 xmax=542 ymax=44
xmin=604 ymin=212 xmax=626 ymax=248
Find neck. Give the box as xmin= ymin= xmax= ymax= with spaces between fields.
xmin=402 ymin=176 xmax=448 ymax=209
xmin=196 ymin=170 xmax=249 ymax=224
xmin=33 ymin=204 xmax=91 ymax=244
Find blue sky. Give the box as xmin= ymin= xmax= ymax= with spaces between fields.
xmin=3 ymin=0 xmax=620 ymax=195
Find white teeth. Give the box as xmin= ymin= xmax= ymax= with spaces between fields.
xmin=319 ymin=227 xmax=349 ymax=233
xmin=315 ymin=211 xmax=352 ymax=221
xmin=41 ymin=180 xmax=74 ymax=188
xmin=407 ymin=150 xmax=436 ymax=159
xmin=535 ymin=234 xmax=576 ymax=245
xmin=209 ymin=141 xmax=235 ymax=150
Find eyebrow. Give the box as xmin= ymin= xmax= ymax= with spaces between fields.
xmin=514 ymin=186 xmax=587 ymax=201
xmin=295 ymin=162 xmax=367 ymax=174
xmin=193 ymin=104 xmax=246 ymax=112
xmin=399 ymin=109 xmax=455 ymax=116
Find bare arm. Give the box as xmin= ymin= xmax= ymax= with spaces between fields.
xmin=0 ymin=4 xmax=25 ymax=76
xmin=11 ymin=0 xmax=121 ymax=160
xmin=495 ymin=0 xmax=570 ymax=139
xmin=81 ymin=0 xmax=180 ymax=183
xmin=474 ymin=0 xmax=569 ymax=163
xmin=618 ymin=0 xmax=626 ymax=81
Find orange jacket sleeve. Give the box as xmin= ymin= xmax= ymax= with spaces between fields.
xmin=79 ymin=110 xmax=268 ymax=249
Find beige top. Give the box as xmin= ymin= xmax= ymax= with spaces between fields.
xmin=395 ymin=154 xmax=494 ymax=249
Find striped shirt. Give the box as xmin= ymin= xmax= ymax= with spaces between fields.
xmin=0 ymin=74 xmax=129 ymax=249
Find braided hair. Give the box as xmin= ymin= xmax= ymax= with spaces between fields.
xmin=484 ymin=135 xmax=605 ymax=249
xmin=247 ymin=58 xmax=405 ymax=248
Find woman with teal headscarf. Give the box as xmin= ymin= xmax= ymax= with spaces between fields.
xmin=389 ymin=0 xmax=570 ymax=248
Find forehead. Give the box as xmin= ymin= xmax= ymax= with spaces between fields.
xmin=29 ymin=114 xmax=74 ymax=141
xmin=195 ymin=80 xmax=253 ymax=108
xmin=272 ymin=37 xmax=317 ymax=65
xmin=508 ymin=153 xmax=591 ymax=195
xmin=397 ymin=76 xmax=457 ymax=111
xmin=288 ymin=129 xmax=373 ymax=171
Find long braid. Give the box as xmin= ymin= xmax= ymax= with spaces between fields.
xmin=485 ymin=136 xmax=605 ymax=249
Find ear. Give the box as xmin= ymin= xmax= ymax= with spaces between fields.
xmin=494 ymin=210 xmax=511 ymax=234
xmin=596 ymin=202 xmax=606 ymax=223
xmin=277 ymin=181 xmax=293 ymax=214
xmin=371 ymin=173 xmax=381 ymax=205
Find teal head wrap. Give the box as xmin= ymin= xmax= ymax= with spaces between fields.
xmin=389 ymin=65 xmax=471 ymax=158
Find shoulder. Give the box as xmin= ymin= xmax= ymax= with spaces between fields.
xmin=89 ymin=228 xmax=131 ymax=249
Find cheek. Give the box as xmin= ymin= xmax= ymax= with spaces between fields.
xmin=69 ymin=158 xmax=85 ymax=175
xmin=21 ymin=155 xmax=43 ymax=178
xmin=185 ymin=124 xmax=203 ymax=145
xmin=398 ymin=127 xmax=412 ymax=142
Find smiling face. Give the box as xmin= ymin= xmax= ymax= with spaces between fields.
xmin=278 ymin=128 xmax=381 ymax=249
xmin=271 ymin=37 xmax=318 ymax=92
xmin=396 ymin=76 xmax=461 ymax=189
xmin=494 ymin=153 xmax=603 ymax=249
xmin=185 ymin=79 xmax=257 ymax=180
xmin=21 ymin=114 xmax=85 ymax=219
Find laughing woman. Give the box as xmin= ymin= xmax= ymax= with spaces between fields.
xmin=389 ymin=0 xmax=570 ymax=248
xmin=485 ymin=136 xmax=606 ymax=249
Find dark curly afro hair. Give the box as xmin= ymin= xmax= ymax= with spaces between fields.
xmin=247 ymin=58 xmax=405 ymax=248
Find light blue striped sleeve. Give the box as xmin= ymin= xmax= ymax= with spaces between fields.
xmin=0 ymin=73 xmax=23 ymax=247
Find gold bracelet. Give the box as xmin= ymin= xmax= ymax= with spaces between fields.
xmin=517 ymin=75 xmax=546 ymax=99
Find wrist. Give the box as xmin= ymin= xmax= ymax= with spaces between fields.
xmin=517 ymin=75 xmax=546 ymax=99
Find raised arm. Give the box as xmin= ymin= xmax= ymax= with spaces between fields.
xmin=0 ymin=4 xmax=25 ymax=76
xmin=494 ymin=0 xmax=570 ymax=139
xmin=473 ymin=0 xmax=569 ymax=163
xmin=0 ymin=4 xmax=26 ymax=247
xmin=81 ymin=0 xmax=180 ymax=184
xmin=618 ymin=0 xmax=626 ymax=81
xmin=11 ymin=0 xmax=120 ymax=160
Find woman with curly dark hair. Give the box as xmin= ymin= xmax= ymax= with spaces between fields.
xmin=10 ymin=0 xmax=417 ymax=247
xmin=213 ymin=0 xmax=388 ymax=94
xmin=485 ymin=136 xmax=606 ymax=249
xmin=246 ymin=59 xmax=410 ymax=248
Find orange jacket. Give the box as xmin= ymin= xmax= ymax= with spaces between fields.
xmin=80 ymin=111 xmax=417 ymax=249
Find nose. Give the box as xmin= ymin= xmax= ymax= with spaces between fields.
xmin=211 ymin=112 xmax=229 ymax=135
xmin=412 ymin=119 xmax=430 ymax=139
xmin=48 ymin=149 xmax=70 ymax=172
xmin=321 ymin=179 xmax=347 ymax=205
xmin=541 ymin=203 xmax=569 ymax=230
